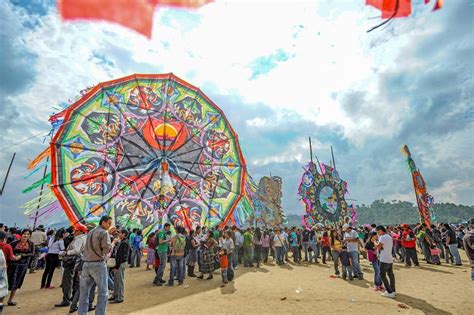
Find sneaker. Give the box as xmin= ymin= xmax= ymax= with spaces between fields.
xmin=381 ymin=291 xmax=396 ymax=298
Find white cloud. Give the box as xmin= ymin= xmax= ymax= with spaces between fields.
xmin=251 ymin=136 xmax=324 ymax=166
xmin=1 ymin=1 xmax=472 ymax=225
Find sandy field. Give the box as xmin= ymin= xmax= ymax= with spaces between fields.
xmin=3 ymin=252 xmax=473 ymax=315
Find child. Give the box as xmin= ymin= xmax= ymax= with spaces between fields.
xmin=219 ymin=248 xmax=228 ymax=287
xmin=321 ymin=231 xmax=331 ymax=264
xmin=430 ymin=245 xmax=441 ymax=265
xmin=339 ymin=245 xmax=352 ymax=280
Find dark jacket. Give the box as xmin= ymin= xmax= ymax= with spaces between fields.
xmin=114 ymin=239 xmax=130 ymax=268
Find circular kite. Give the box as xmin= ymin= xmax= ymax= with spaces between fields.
xmin=50 ymin=74 xmax=246 ymax=233
xmin=298 ymin=162 xmax=348 ymax=227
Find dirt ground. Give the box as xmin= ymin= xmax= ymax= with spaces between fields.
xmin=3 ymin=252 xmax=472 ymax=315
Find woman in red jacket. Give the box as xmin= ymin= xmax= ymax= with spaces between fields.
xmin=401 ymin=224 xmax=419 ymax=267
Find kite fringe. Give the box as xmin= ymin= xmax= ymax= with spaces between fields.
xmin=23 ymin=162 xmax=48 ymax=179
xmin=22 ymin=173 xmax=51 ymax=194
xmin=21 ymin=190 xmax=55 ymax=213
xmin=27 ymin=200 xmax=61 ymax=220
xmin=27 ymin=147 xmax=51 ymax=170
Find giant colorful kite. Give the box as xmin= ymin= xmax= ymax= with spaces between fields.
xmin=24 ymin=74 xmax=247 ymax=234
xmin=231 ymin=174 xmax=258 ymax=228
xmin=298 ymin=161 xmax=349 ymax=227
xmin=256 ymin=176 xmax=285 ymax=227
xmin=401 ymin=144 xmax=435 ymax=227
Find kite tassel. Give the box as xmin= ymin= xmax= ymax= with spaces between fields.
xmin=22 ymin=173 xmax=51 ymax=194
xmin=23 ymin=162 xmax=48 ymax=179
xmin=27 ymin=147 xmax=51 ymax=170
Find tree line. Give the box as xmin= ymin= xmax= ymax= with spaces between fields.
xmin=286 ymin=200 xmax=473 ymax=227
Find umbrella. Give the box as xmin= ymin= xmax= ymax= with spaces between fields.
xmin=50 ymin=73 xmax=246 ymax=233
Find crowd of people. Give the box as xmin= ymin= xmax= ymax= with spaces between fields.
xmin=0 ymin=218 xmax=472 ymax=314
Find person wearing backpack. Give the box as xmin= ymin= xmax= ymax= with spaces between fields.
xmin=416 ymin=224 xmax=432 ymax=264
xmin=130 ymin=230 xmax=143 ymax=268
xmin=431 ymin=225 xmax=445 ymax=260
xmin=167 ymin=226 xmax=186 ymax=286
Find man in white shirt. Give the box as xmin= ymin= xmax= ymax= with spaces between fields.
xmin=232 ymin=226 xmax=242 ymax=268
xmin=343 ymin=224 xmax=363 ymax=280
xmin=376 ymin=225 xmax=396 ymax=298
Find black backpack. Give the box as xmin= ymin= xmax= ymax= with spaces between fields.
xmin=432 ymin=229 xmax=442 ymax=243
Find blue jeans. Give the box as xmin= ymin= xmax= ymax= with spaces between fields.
xmin=108 ymin=268 xmax=114 ymax=291
xmin=275 ymin=246 xmax=284 ymax=264
xmin=130 ymin=248 xmax=142 ymax=267
xmin=348 ymin=251 xmax=363 ymax=278
xmin=227 ymin=254 xmax=234 ymax=281
xmin=372 ymin=260 xmax=382 ymax=286
xmin=243 ymin=246 xmax=253 ymax=266
xmin=448 ymin=244 xmax=462 ymax=265
xmin=302 ymin=242 xmax=309 ymax=261
xmin=78 ymin=261 xmax=108 ymax=315
xmin=309 ymin=242 xmax=319 ymax=262
xmin=169 ymin=256 xmax=184 ymax=285
xmin=154 ymin=252 xmax=168 ymax=283
xmin=233 ymin=246 xmax=241 ymax=267
xmin=342 ymin=264 xmax=352 ymax=278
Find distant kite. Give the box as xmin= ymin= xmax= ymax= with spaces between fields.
xmin=366 ymin=0 xmax=443 ymax=32
xmin=58 ymin=0 xmax=213 ymax=38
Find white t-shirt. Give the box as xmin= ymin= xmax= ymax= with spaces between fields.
xmin=379 ymin=234 xmax=394 ymax=264
xmin=273 ymin=235 xmax=284 ymax=247
xmin=48 ymin=238 xmax=65 ymax=254
xmin=343 ymin=230 xmax=359 ymax=252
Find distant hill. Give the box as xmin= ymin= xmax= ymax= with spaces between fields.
xmin=285 ymin=200 xmax=473 ymax=227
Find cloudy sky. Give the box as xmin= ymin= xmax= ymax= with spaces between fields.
xmin=0 ymin=0 xmax=473 ymax=226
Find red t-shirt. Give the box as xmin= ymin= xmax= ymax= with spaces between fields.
xmin=401 ymin=230 xmax=416 ymax=248
xmin=0 ymin=242 xmax=15 ymax=265
xmin=321 ymin=236 xmax=330 ymax=248
xmin=220 ymin=254 xmax=228 ymax=269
